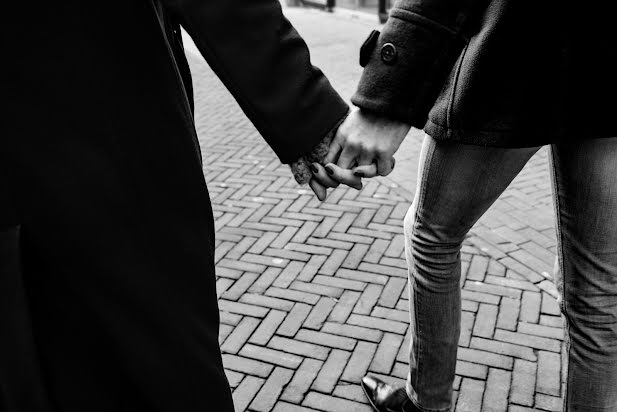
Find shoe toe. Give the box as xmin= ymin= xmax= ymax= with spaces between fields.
xmin=361 ymin=375 xmax=407 ymax=412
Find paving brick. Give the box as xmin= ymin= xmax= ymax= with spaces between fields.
xmin=473 ymin=303 xmax=498 ymax=338
xmin=378 ymin=277 xmax=408 ymax=308
xmin=364 ymin=239 xmax=390 ymax=264
xmin=277 ymin=303 xmax=312 ymax=337
xmin=358 ymin=262 xmax=408 ymax=278
xmin=281 ymin=358 xmax=323 ymax=403
xmin=540 ymin=315 xmax=563 ymax=328
xmin=353 ymin=284 xmax=384 ymax=315
xmin=286 ymin=242 xmax=331 ymax=256
xmin=296 ymin=254 xmax=327 ymax=282
xmin=499 ymin=257 xmax=544 ymax=284
xmin=271 ymin=226 xmax=300 ymax=249
xmin=462 ymin=300 xmax=479 ymax=312
xmin=541 ymin=293 xmax=561 ymax=316
xmin=497 ymin=297 xmax=520 ymax=331
xmin=272 ymin=261 xmax=304 ymax=288
xmin=219 ymin=323 xmax=234 ymax=345
xmin=248 ymin=232 xmax=282 ymax=255
xmin=369 ymin=333 xmax=403 ymax=375
xmin=248 ymin=267 xmax=281 ymax=293
xmin=337 ymin=268 xmax=389 ymax=285
xmin=456 ymin=378 xmax=485 ymax=412
xmin=220 ymin=311 xmax=243 ymax=326
xmin=303 ymin=297 xmax=337 ymax=330
xmin=251 ymin=367 xmax=295 ymax=412
xmin=250 ymin=309 xmax=287 ymax=345
xmin=535 ymin=393 xmax=563 ymax=411
xmin=482 ymin=369 xmax=511 ymax=412
xmin=458 ymin=348 xmax=513 ymax=370
xmin=266 ymin=286 xmax=320 ymax=305
xmin=465 ymin=281 xmax=522 ymax=299
xmin=536 ymin=351 xmax=561 ymax=397
xmin=462 ymin=289 xmax=501 ymax=305
xmin=396 ymin=331 xmax=411 ymax=364
xmin=347 ymin=314 xmax=408 ymax=334
xmin=510 ymin=249 xmax=553 ymax=276
xmin=517 ymin=322 xmax=563 ymax=341
xmin=353 ymin=209 xmax=376 ymax=228
xmin=268 ymin=337 xmax=329 ymax=361
xmin=322 ymin=322 xmax=383 ymax=343
xmin=221 ymin=316 xmax=261 ymax=354
xmin=307 ymin=237 xmax=353 ymax=251
xmin=272 ymin=402 xmax=321 ymax=412
xmin=233 ymin=375 xmax=264 ymax=412
xmin=223 ymin=354 xmax=273 ymax=378
xmin=385 ymin=234 xmax=405 ymax=258
xmin=311 ymin=349 xmax=350 ymax=393
xmin=226 ymin=370 xmax=244 ymax=389
xmin=302 ymin=392 xmax=373 ymax=412
xmin=291 ymin=221 xmax=319 ymax=244
xmin=319 ymin=249 xmax=349 ymax=276
xmin=510 ymin=359 xmax=536 ymax=406
xmin=314 ymin=274 xmax=365 ymax=292
xmin=538 ymin=280 xmax=559 ymax=299
xmin=218 ymin=300 xmax=269 ymax=318
xmin=390 ymin=362 xmax=408 ymax=380
xmin=470 ymin=337 xmax=537 ymax=362
xmin=520 ymin=291 xmax=541 ymax=323
xmin=240 ymin=293 xmax=295 ymax=311
xmin=342 ymin=341 xmax=379 ymax=382
xmin=485 ymin=274 xmax=540 ymax=292
xmin=295 ymin=330 xmax=356 ymax=351
xmin=226 ymin=236 xmax=258 ymax=260
xmin=456 ymin=360 xmax=488 ymax=379
xmin=494 ymin=330 xmax=561 ymax=353
xmin=328 ymin=290 xmax=362 ymax=323
xmin=467 ymin=255 xmax=490 ymax=282
xmin=290 ymin=280 xmax=343 ymax=299
xmin=217 ymin=278 xmax=235 ymax=298
xmin=341 ymin=243 xmax=370 ymax=270
xmin=219 ymin=258 xmax=267 ymax=274
xmin=312 ymin=216 xmax=338 ymax=238
xmin=332 ymin=383 xmax=367 ymax=403
xmin=371 ymin=307 xmax=409 ymax=323
xmin=240 ymin=344 xmax=303 ymax=369
xmin=459 ymin=311 xmax=475 ymax=347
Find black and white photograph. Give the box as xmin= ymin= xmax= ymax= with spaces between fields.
xmin=2 ymin=0 xmax=616 ymax=411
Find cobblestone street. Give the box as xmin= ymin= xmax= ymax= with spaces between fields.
xmin=184 ymin=7 xmax=564 ymax=411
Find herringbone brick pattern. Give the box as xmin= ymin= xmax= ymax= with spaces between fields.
xmin=184 ymin=7 xmax=565 ymax=411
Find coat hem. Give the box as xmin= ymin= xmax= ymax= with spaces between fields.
xmin=423 ymin=120 xmax=617 ymax=148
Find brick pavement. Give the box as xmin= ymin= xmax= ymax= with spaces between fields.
xmin=183 ymin=7 xmax=564 ymax=412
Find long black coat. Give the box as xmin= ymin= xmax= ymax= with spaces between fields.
xmin=0 ymin=1 xmax=348 ymax=410
xmin=353 ymin=0 xmax=617 ymax=147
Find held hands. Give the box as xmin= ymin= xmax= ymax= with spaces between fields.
xmin=310 ymin=108 xmax=411 ymax=200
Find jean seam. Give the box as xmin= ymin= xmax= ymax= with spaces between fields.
xmin=549 ymin=146 xmax=570 ymax=412
xmin=409 ymin=138 xmax=438 ymax=408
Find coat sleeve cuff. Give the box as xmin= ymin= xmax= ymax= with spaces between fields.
xmin=351 ymin=9 xmax=467 ymax=127
xmin=288 ymin=109 xmax=349 ymax=185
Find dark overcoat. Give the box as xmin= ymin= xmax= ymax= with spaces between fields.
xmin=0 ymin=1 xmax=348 ymax=410
xmin=353 ymin=0 xmax=617 ymax=146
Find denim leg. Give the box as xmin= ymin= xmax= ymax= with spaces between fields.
xmin=405 ymin=135 xmax=539 ymax=411
xmin=550 ymin=138 xmax=617 ymax=412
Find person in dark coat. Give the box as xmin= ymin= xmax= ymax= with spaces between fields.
xmin=1 ymin=1 xmax=348 ymax=411
xmin=311 ymin=0 xmax=617 ymax=411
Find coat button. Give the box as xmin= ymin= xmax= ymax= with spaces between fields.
xmin=380 ymin=43 xmax=398 ymax=64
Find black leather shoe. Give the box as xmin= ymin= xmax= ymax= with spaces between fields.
xmin=361 ymin=375 xmax=421 ymax=412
